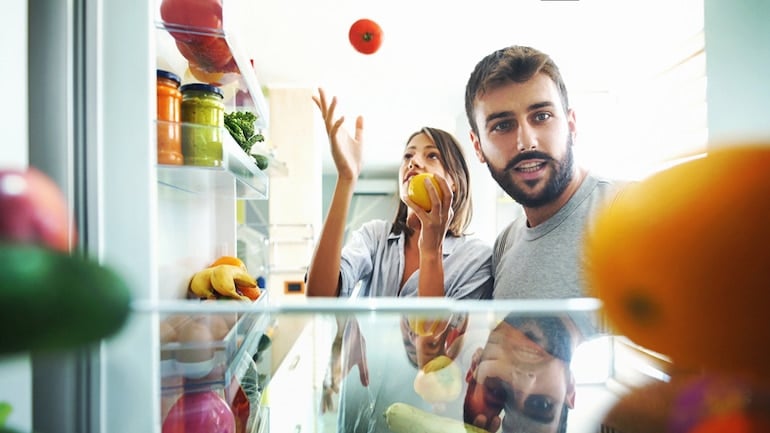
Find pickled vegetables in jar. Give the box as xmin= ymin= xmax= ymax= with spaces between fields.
xmin=180 ymin=83 xmax=225 ymax=167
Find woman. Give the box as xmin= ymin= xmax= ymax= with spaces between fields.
xmin=308 ymin=89 xmax=493 ymax=432
xmin=306 ymin=88 xmax=493 ymax=300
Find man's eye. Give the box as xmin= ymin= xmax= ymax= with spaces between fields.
xmin=534 ymin=112 xmax=551 ymax=122
xmin=524 ymin=395 xmax=555 ymax=420
xmin=492 ymin=120 xmax=513 ymax=132
xmin=485 ymin=384 xmax=508 ymax=402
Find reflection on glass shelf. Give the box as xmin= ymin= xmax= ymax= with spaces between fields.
xmin=158 ymin=130 xmax=269 ymax=199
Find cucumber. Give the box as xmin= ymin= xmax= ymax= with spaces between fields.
xmin=0 ymin=243 xmax=132 ymax=355
xmin=384 ymin=402 xmax=490 ymax=433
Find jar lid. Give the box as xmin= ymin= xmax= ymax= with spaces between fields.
xmin=180 ymin=83 xmax=224 ymax=98
xmin=157 ymin=69 xmax=181 ymax=85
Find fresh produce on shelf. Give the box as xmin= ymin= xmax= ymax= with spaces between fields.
xmin=0 ymin=243 xmax=132 ymax=355
xmin=160 ymin=0 xmax=223 ymax=40
xmin=160 ymin=0 xmax=238 ymax=74
xmin=224 ymin=111 xmax=263 ymax=149
xmin=210 ymin=265 xmax=256 ymax=300
xmin=188 ymin=256 xmax=261 ymax=301
xmin=223 ymin=111 xmax=269 ymax=170
xmin=175 ymin=38 xmax=237 ymax=74
xmin=0 ymin=167 xmax=76 ymax=252
xmin=162 ymin=390 xmax=236 ymax=433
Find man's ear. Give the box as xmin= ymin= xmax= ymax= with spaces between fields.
xmin=470 ymin=131 xmax=486 ymax=164
xmin=565 ymin=369 xmax=576 ymax=409
xmin=567 ymin=108 xmax=577 ymax=145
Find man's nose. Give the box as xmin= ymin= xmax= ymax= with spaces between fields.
xmin=511 ymin=368 xmax=536 ymax=389
xmin=516 ymin=124 xmax=537 ymax=151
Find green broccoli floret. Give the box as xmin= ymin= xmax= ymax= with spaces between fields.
xmin=224 ymin=111 xmax=263 ymax=152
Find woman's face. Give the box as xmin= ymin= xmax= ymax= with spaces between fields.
xmin=398 ymin=132 xmax=455 ymax=201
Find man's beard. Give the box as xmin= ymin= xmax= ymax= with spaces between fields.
xmin=485 ymin=135 xmax=575 ymax=208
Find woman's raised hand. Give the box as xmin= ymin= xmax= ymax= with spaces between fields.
xmin=312 ymin=88 xmax=364 ymax=181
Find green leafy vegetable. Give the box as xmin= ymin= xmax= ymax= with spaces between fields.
xmin=224 ymin=111 xmax=264 ymax=151
xmin=224 ymin=111 xmax=268 ymax=169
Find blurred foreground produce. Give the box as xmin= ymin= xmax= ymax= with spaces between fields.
xmin=0 ymin=244 xmax=132 ymax=355
xmin=0 ymin=167 xmax=76 ymax=252
xmin=584 ymin=145 xmax=770 ymax=380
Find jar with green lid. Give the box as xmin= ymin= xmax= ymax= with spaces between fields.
xmin=180 ymin=83 xmax=225 ymax=167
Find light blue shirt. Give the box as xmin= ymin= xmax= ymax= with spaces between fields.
xmin=339 ymin=220 xmax=493 ymax=299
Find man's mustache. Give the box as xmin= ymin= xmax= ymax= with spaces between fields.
xmin=504 ymin=151 xmax=553 ymax=172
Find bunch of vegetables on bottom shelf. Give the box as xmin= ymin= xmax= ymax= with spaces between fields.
xmin=223 ymin=111 xmax=269 ymax=171
xmin=0 ymin=167 xmax=133 ymax=433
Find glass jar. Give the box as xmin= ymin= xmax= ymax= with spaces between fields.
xmin=156 ymin=70 xmax=183 ymax=165
xmin=180 ymin=83 xmax=225 ymax=167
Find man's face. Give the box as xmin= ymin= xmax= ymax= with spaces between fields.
xmin=470 ymin=73 xmax=577 ymax=208
xmin=464 ymin=318 xmax=576 ymax=433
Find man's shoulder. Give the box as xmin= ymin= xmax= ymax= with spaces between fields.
xmin=492 ymin=213 xmax=527 ymax=260
xmin=585 ymin=173 xmax=628 ymax=204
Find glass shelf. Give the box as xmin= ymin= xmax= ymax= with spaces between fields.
xmin=158 ymin=290 xmax=272 ymax=392
xmin=157 ymin=127 xmax=269 ymax=199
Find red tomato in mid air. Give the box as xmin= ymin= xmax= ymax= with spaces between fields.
xmin=348 ymin=19 xmax=383 ymax=55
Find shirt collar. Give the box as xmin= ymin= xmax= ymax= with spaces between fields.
xmin=388 ymin=229 xmax=459 ymax=256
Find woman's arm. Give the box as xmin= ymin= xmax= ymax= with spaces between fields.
xmin=406 ymin=174 xmax=454 ymax=297
xmin=306 ymin=178 xmax=357 ymax=296
xmin=306 ymin=89 xmax=365 ymax=296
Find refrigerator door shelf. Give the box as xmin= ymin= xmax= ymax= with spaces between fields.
xmin=157 ymin=125 xmax=269 ymax=199
xmin=159 ymin=290 xmax=272 ymax=393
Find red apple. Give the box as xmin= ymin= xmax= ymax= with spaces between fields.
xmin=0 ymin=167 xmax=76 ymax=252
xmin=162 ymin=390 xmax=236 ymax=433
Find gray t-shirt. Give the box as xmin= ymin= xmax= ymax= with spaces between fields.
xmin=339 ymin=220 xmax=493 ymax=299
xmin=492 ymin=173 xmax=621 ymax=299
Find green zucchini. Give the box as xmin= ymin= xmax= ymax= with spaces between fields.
xmin=0 ymin=243 xmax=132 ymax=355
xmin=384 ymin=402 xmax=491 ymax=433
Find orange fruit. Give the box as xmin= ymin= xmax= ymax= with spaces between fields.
xmin=407 ymin=173 xmax=442 ymax=211
xmin=584 ymin=145 xmax=770 ymax=380
xmin=237 ymin=284 xmax=261 ymax=301
xmin=209 ymin=255 xmax=246 ymax=269
xmin=187 ymin=62 xmax=225 ymax=85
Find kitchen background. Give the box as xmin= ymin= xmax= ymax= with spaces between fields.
xmin=2 ymin=0 xmax=770 ymax=432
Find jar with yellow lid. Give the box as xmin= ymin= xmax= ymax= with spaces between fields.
xmin=180 ymin=83 xmax=225 ymax=167
xmin=156 ymin=70 xmax=183 ymax=165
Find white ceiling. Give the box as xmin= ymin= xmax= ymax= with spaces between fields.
xmin=234 ymin=0 xmax=703 ymax=176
